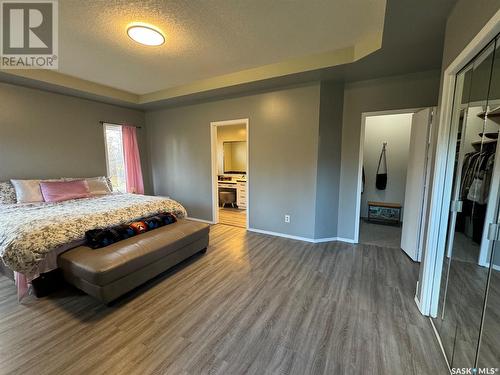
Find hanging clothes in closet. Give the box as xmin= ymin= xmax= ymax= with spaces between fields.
xmin=457 ymin=143 xmax=497 ymax=243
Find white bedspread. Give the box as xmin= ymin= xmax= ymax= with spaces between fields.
xmin=0 ymin=194 xmax=187 ymax=280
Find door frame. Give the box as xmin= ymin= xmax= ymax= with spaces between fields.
xmin=416 ymin=10 xmax=500 ymax=317
xmin=210 ymin=118 xmax=250 ymax=229
xmin=355 ymin=108 xmax=420 ymax=243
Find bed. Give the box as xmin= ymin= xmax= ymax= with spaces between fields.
xmin=0 ymin=193 xmax=187 ymax=298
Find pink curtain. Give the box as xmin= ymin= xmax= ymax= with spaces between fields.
xmin=122 ymin=126 xmax=144 ymax=194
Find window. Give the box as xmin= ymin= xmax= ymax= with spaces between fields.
xmin=103 ymin=123 xmax=126 ymax=192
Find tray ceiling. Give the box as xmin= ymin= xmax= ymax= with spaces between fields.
xmin=1 ymin=0 xmax=386 ymax=104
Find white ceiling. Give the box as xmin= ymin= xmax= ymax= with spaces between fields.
xmin=58 ymin=0 xmax=386 ymax=95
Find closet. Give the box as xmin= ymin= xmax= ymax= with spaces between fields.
xmin=432 ymin=34 xmax=500 ymax=369
xmin=359 ymin=112 xmax=414 ymax=249
xmin=359 ymin=109 xmax=433 ymax=260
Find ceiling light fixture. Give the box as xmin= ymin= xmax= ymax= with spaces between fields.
xmin=127 ymin=24 xmax=165 ymax=46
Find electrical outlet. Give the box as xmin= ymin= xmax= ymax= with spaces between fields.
xmin=284 ymin=214 xmax=291 ymax=223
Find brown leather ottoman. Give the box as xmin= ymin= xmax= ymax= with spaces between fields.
xmin=58 ymin=219 xmax=209 ymax=303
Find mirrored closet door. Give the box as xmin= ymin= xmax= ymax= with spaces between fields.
xmin=433 ymin=34 xmax=500 ymax=369
xmin=476 ymin=34 xmax=500 ymax=369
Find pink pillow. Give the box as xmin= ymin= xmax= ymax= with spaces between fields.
xmin=40 ymin=180 xmax=90 ymax=203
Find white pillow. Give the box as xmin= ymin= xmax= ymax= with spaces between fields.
xmin=11 ymin=179 xmax=43 ymax=203
xmin=86 ymin=177 xmax=111 ymax=195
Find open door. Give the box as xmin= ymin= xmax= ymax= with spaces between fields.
xmin=401 ymin=108 xmax=434 ymax=261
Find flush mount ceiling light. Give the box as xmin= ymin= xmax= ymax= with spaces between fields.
xmin=127 ymin=24 xmax=165 ymax=46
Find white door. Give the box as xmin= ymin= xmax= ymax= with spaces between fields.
xmin=401 ymin=108 xmax=433 ymax=261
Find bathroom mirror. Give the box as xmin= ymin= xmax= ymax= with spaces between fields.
xmin=223 ymin=141 xmax=247 ymax=174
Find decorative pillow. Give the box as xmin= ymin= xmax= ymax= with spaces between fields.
xmin=63 ymin=176 xmax=114 ymax=193
xmin=86 ymin=177 xmax=111 ymax=196
xmin=11 ymin=179 xmax=43 ymax=203
xmin=40 ymin=180 xmax=90 ymax=203
xmin=85 ymin=212 xmax=178 ymax=249
xmin=0 ymin=181 xmax=17 ymax=204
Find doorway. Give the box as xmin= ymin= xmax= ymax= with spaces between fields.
xmin=210 ymin=119 xmax=249 ymax=229
xmin=356 ymin=108 xmax=434 ymax=261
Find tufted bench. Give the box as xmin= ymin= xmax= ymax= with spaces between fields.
xmin=58 ymin=219 xmax=209 ymax=303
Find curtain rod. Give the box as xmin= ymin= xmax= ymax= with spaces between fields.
xmin=99 ymin=120 xmax=142 ymax=129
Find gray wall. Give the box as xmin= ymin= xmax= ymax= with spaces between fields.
xmin=146 ymin=84 xmax=321 ymax=238
xmin=442 ymin=0 xmax=500 ymax=69
xmin=314 ymin=81 xmax=344 ymax=239
xmin=337 ymin=70 xmax=441 ymax=240
xmin=0 ymin=82 xmax=151 ymax=193
xmin=417 ymin=0 xmax=500 ymax=296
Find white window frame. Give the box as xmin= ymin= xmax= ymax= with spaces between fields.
xmin=102 ymin=122 xmax=126 ymax=193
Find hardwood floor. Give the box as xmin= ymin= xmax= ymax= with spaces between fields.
xmin=0 ymin=224 xmax=447 ymax=374
xmin=219 ymin=208 xmax=246 ymax=228
xmin=433 ymin=257 xmax=500 ymax=369
xmin=359 ymin=220 xmax=402 ymax=249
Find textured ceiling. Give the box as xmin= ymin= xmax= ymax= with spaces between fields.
xmin=0 ymin=0 xmax=456 ymax=108
xmin=57 ymin=0 xmax=386 ymax=94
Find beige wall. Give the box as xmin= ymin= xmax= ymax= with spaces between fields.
xmin=0 ymin=82 xmax=151 ymax=193
xmin=146 ymin=84 xmax=321 ymax=238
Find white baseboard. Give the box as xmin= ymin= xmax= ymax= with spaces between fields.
xmin=186 ymin=217 xmax=215 ymax=224
xmin=477 ymin=261 xmax=500 ymax=272
xmin=314 ymin=237 xmax=340 ymax=243
xmin=488 ymin=263 xmax=500 ymax=272
xmin=429 ymin=317 xmax=452 ymax=374
xmin=414 ymin=294 xmax=424 ymax=315
xmin=335 ymin=237 xmax=357 ymax=244
xmin=248 ymin=228 xmax=314 ymax=242
xmin=247 ymin=228 xmax=356 ymax=244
